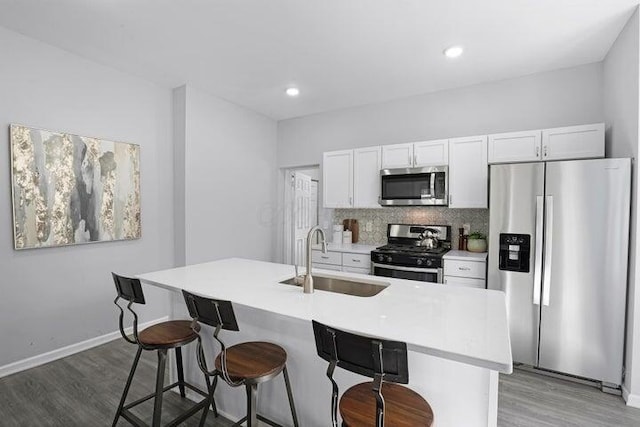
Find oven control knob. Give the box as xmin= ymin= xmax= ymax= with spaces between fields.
xmin=386 ymin=256 xmax=393 ymax=262
xmin=416 ymin=259 xmax=423 ymax=265
xmin=426 ymin=259 xmax=433 ymax=267
xmin=377 ymin=254 xmax=384 ymax=262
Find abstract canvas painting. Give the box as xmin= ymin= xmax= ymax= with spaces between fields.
xmin=10 ymin=124 xmax=141 ymax=249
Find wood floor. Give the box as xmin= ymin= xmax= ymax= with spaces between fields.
xmin=1 ymin=338 xmax=640 ymax=426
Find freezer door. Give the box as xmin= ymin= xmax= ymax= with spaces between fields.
xmin=488 ymin=163 xmax=544 ymax=366
xmin=539 ymin=158 xmax=630 ymax=385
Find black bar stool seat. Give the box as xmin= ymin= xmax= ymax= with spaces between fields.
xmin=111 ymin=273 xmax=214 ymax=427
xmin=313 ymin=320 xmax=434 ymax=427
xmin=182 ymin=290 xmax=299 ymax=427
xmin=340 ymin=382 xmax=433 ymax=426
xmin=213 ymin=341 xmax=287 ymax=384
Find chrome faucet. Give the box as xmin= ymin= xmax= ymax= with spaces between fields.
xmin=304 ymin=225 xmax=328 ymax=294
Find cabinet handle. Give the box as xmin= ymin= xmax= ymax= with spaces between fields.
xmin=449 ymin=194 xmax=452 ymax=204
xmin=458 ymin=267 xmax=471 ymax=271
xmin=349 ymin=196 xmax=352 ymax=205
xmin=408 ymin=153 xmax=412 ymax=165
xmin=321 ymin=256 xmax=330 ymax=259
xmin=543 ymin=145 xmax=548 ymax=157
xmin=413 ymin=154 xmax=417 ymax=166
xmin=536 ymin=146 xmax=540 ymax=158
xmin=352 ymin=259 xmax=361 ymax=263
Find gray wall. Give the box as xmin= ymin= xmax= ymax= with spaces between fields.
xmin=277 ymin=62 xmax=604 ymax=168
xmin=176 ymin=85 xmax=278 ymax=265
xmin=0 ymin=27 xmax=174 ymax=367
xmin=604 ymin=7 xmax=640 ymax=402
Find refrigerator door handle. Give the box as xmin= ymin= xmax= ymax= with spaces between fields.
xmin=533 ymin=196 xmax=544 ymax=305
xmin=542 ymin=195 xmax=554 ymax=306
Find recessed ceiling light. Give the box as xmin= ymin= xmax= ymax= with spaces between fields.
xmin=443 ymin=45 xmax=464 ymax=58
xmin=286 ymin=87 xmax=300 ymax=97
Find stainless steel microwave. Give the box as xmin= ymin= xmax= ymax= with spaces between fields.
xmin=379 ymin=166 xmax=448 ymax=206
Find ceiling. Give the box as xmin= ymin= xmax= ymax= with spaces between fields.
xmin=0 ymin=0 xmax=638 ymax=120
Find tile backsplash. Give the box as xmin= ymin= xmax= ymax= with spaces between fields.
xmin=333 ymin=207 xmax=489 ymax=248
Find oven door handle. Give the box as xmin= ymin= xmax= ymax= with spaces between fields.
xmin=372 ymin=263 xmax=439 ymax=273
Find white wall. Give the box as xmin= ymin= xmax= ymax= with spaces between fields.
xmin=604 ymin=7 xmax=640 ymax=405
xmin=174 ymin=85 xmax=278 ymax=265
xmin=0 ymin=27 xmax=173 ymax=369
xmin=278 ymin=63 xmax=604 ymax=168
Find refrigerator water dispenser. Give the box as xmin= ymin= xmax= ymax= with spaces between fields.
xmin=498 ymin=233 xmax=530 ymax=272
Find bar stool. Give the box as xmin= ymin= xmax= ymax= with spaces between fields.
xmin=182 ymin=290 xmax=299 ymax=427
xmin=312 ymin=320 xmax=434 ymax=427
xmin=111 ymin=273 xmax=214 ymax=427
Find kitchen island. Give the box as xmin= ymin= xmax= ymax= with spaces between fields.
xmin=138 ymin=258 xmax=512 ymax=426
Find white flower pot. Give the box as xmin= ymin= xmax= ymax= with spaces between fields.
xmin=467 ymin=238 xmax=487 ymax=253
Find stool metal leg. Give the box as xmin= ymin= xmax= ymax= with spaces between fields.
xmin=152 ymin=349 xmax=168 ymax=427
xmin=198 ymin=374 xmax=219 ymax=427
xmin=246 ymin=383 xmax=258 ymax=427
xmin=113 ymin=345 xmax=143 ymax=427
xmin=175 ymin=347 xmax=186 ymax=398
xmin=283 ymin=366 xmax=299 ymax=427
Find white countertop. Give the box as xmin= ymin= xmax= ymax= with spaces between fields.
xmin=444 ymin=250 xmax=488 ymax=261
xmin=138 ymin=258 xmax=512 ymax=373
xmin=311 ymin=242 xmax=378 ymax=254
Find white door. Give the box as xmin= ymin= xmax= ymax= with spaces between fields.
xmin=381 ymin=143 xmax=414 ymax=169
xmin=309 ymin=181 xmax=318 ymax=229
xmin=488 ymin=130 xmax=542 ymax=164
xmin=293 ymin=171 xmax=312 ymax=267
xmin=323 ymin=150 xmax=353 ymax=208
xmin=353 ymin=146 xmax=382 ymax=208
xmin=542 ymin=123 xmax=604 ymax=161
xmin=414 ymin=139 xmax=449 ymax=166
xmin=449 ymin=135 xmax=488 ymax=208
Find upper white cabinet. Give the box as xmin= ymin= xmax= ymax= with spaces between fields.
xmin=382 ymin=140 xmax=449 ymax=169
xmin=381 ymin=143 xmax=414 ymax=169
xmin=414 ymin=139 xmax=449 ymax=167
xmin=323 ymin=150 xmax=353 ymax=208
xmin=353 ymin=146 xmax=382 ymax=208
xmin=449 ymin=135 xmax=488 ymax=209
xmin=542 ymin=123 xmax=604 ymax=161
xmin=488 ymin=130 xmax=542 ymax=164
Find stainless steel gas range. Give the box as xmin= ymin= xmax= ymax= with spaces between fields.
xmin=371 ymin=224 xmax=451 ymax=283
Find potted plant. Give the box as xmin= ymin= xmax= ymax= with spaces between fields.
xmin=467 ymin=231 xmax=487 ymax=253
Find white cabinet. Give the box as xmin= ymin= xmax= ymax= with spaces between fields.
xmin=448 ymin=135 xmax=488 ymax=208
xmin=542 ymin=123 xmax=604 ymax=161
xmin=382 ymin=140 xmax=449 ymax=169
xmin=381 ymin=143 xmax=414 ymax=169
xmin=353 ymin=147 xmax=382 ymax=208
xmin=323 ymin=150 xmax=353 ymax=208
xmin=414 ymin=139 xmax=449 ymax=167
xmin=488 ymin=130 xmax=542 ymax=164
xmin=312 ymin=249 xmax=371 ymax=274
xmin=443 ymin=253 xmax=486 ymax=289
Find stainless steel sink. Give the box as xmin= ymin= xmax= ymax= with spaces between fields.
xmin=279 ymin=275 xmax=388 ymax=297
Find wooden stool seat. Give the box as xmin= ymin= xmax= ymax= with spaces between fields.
xmin=340 ymin=382 xmax=434 ymax=427
xmin=138 ymin=320 xmax=199 ymax=348
xmin=214 ymin=341 xmax=287 ymax=383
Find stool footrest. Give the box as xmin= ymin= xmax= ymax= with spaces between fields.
xmin=118 ymin=380 xmax=209 ymax=427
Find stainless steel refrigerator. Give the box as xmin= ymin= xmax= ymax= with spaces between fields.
xmin=488 ymin=158 xmax=631 ymax=388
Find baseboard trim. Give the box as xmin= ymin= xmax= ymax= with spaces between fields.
xmin=622 ymin=385 xmax=640 ymax=408
xmin=0 ymin=316 xmax=169 ymax=379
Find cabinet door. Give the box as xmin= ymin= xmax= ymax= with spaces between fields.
xmin=414 ymin=139 xmax=449 ymax=167
xmin=542 ymin=123 xmax=604 ymax=161
xmin=353 ymin=146 xmax=382 ymax=208
xmin=488 ymin=130 xmax=542 ymax=164
xmin=381 ymin=143 xmax=414 ymax=169
xmin=323 ymin=150 xmax=353 ymax=208
xmin=449 ymin=136 xmax=488 ymax=208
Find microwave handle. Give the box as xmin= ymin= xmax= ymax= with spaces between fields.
xmin=430 ymin=173 xmax=435 ymax=196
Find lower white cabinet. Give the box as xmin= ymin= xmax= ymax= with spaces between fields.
xmin=443 ymin=252 xmax=487 ymax=289
xmin=312 ymin=249 xmax=371 ymax=274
